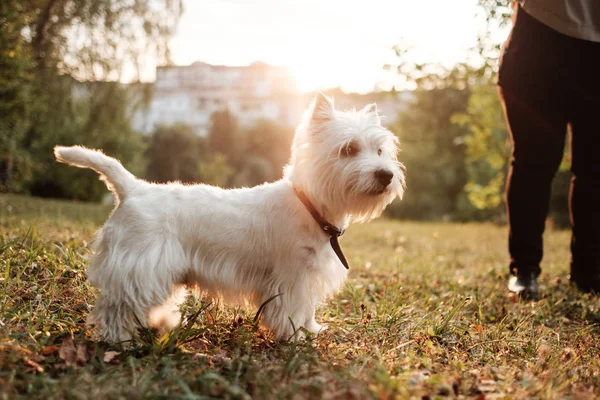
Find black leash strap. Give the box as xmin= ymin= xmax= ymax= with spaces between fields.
xmin=326 ymin=229 xmax=349 ymax=270
xmin=293 ymin=187 xmax=349 ymax=270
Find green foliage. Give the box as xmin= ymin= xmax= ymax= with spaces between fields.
xmin=146 ymin=116 xmax=293 ymax=189
xmin=244 ymin=119 xmax=294 ymax=182
xmin=145 ymin=124 xmax=200 ymax=184
xmin=478 ymin=0 xmax=513 ymax=24
xmin=387 ymin=87 xmax=471 ymax=220
xmin=378 ymin=3 xmax=513 ymax=221
xmin=206 ymin=114 xmax=294 ymax=188
xmin=0 ymin=0 xmax=181 ymax=199
xmin=384 ymin=43 xmax=510 ymax=222
xmin=475 ymin=0 xmax=514 ymax=74
xmin=453 ymin=83 xmax=571 ymax=226
xmin=198 ymin=153 xmax=236 ymax=187
xmin=550 ymin=172 xmax=571 ymax=228
xmin=233 ymin=156 xmax=275 ymax=188
xmin=383 ymin=9 xmax=571 ymax=225
xmin=21 ymin=0 xmax=182 ymax=77
xmin=0 ymin=1 xmax=35 ymax=193
xmin=208 ymin=109 xmax=243 ymax=165
xmin=452 ymin=84 xmax=510 ymax=219
xmin=25 ymin=77 xmax=146 ymax=200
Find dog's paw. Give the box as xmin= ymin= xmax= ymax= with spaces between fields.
xmin=305 ymin=320 xmax=327 ymax=335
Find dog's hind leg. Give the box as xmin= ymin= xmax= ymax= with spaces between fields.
xmin=88 ymin=280 xmax=183 ymax=344
xmin=87 ymin=233 xmax=187 ymax=344
xmin=148 ymin=286 xmax=187 ymax=331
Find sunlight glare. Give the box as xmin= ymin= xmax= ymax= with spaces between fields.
xmin=164 ymin=0 xmax=491 ymax=93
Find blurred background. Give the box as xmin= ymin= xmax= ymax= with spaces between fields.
xmin=0 ymin=0 xmax=571 ymax=225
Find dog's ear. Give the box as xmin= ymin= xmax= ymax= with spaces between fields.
xmin=310 ymin=92 xmax=334 ymax=123
xmin=362 ymin=103 xmax=381 ymax=125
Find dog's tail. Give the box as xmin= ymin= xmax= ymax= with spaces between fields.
xmin=54 ymin=145 xmax=137 ymax=201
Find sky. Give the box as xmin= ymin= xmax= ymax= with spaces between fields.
xmin=159 ymin=0 xmax=501 ymax=93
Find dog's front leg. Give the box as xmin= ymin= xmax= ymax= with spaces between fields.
xmin=304 ymin=308 xmax=325 ymax=335
xmin=259 ymin=276 xmax=321 ymax=340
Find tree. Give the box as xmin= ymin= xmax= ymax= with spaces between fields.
xmin=380 ymin=2 xmax=572 ymax=223
xmin=387 ymin=87 xmax=471 ymax=220
xmin=22 ymin=0 xmax=182 ymax=77
xmin=244 ymin=119 xmax=294 ymax=181
xmin=146 ymin=124 xmax=199 ymax=184
xmin=232 ymin=156 xmax=274 ymax=188
xmin=0 ymin=1 xmax=35 ymax=192
xmin=453 ymin=83 xmax=571 ymax=225
xmin=0 ymin=0 xmax=182 ymax=198
xmin=198 ymin=153 xmax=235 ymax=188
xmin=451 ymin=2 xmax=571 ymax=225
xmin=474 ymin=1 xmax=514 ymax=75
xmin=28 ymin=78 xmax=146 ymax=200
xmin=452 ymin=84 xmax=510 ymax=220
xmin=206 ymin=113 xmax=295 ymax=187
xmin=208 ymin=109 xmax=242 ymax=165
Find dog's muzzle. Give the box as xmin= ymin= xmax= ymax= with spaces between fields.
xmin=375 ymin=169 xmax=393 ymax=188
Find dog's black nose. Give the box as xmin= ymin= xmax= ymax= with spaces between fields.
xmin=375 ymin=169 xmax=393 ymax=187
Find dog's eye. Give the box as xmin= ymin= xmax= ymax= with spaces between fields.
xmin=341 ymin=141 xmax=359 ymax=157
xmin=377 ymin=149 xmax=382 ymax=156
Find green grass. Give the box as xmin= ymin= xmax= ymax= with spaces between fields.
xmin=1 ymin=193 xmax=599 ymax=399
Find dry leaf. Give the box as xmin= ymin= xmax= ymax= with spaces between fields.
xmin=41 ymin=345 xmax=59 ymax=356
xmin=59 ymin=337 xmax=89 ymax=367
xmin=477 ymin=378 xmax=497 ymax=393
xmin=58 ymin=337 xmax=76 ymax=366
xmin=103 ymin=351 xmax=120 ymax=363
xmin=205 ymin=308 xmax=215 ymax=325
xmin=76 ymin=342 xmax=89 ymax=364
xmin=24 ymin=357 xmax=44 ymax=373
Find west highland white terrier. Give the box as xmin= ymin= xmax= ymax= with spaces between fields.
xmin=54 ymin=93 xmax=405 ymax=343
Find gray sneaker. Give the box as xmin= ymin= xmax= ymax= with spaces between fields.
xmin=508 ymin=272 xmax=539 ymax=300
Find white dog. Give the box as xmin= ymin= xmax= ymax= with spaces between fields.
xmin=54 ymin=93 xmax=405 ymax=344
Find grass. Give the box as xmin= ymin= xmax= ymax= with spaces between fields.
xmin=1 ymin=193 xmax=599 ymax=399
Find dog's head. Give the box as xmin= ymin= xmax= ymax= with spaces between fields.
xmin=285 ymin=92 xmax=405 ymax=222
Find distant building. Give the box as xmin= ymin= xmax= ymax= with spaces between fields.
xmin=132 ymin=62 xmax=301 ymax=136
xmin=131 ymin=61 xmax=413 ymax=136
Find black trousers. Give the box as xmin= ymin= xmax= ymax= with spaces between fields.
xmin=498 ymin=6 xmax=600 ymax=289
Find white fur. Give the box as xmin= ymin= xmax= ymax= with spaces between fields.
xmin=54 ymin=93 xmax=405 ymax=344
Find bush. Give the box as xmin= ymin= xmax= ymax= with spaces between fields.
xmin=146 ymin=124 xmax=200 ymax=184
xmin=26 ymin=77 xmax=146 ymax=201
xmin=386 ymin=87 xmax=470 ymax=220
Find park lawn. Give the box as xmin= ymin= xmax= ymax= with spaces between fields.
xmin=0 ymin=193 xmax=599 ymax=399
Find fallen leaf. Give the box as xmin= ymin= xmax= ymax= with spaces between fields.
xmin=41 ymin=345 xmax=59 ymax=356
xmin=103 ymin=350 xmax=120 ymax=363
xmin=477 ymin=378 xmax=497 ymax=393
xmin=562 ymin=347 xmax=576 ymax=361
xmin=24 ymin=357 xmax=44 ymax=373
xmin=76 ymin=342 xmax=89 ymax=364
xmin=452 ymin=376 xmax=461 ymax=396
xmin=205 ymin=308 xmax=215 ymax=325
xmin=59 ymin=337 xmax=90 ymax=367
xmin=59 ymin=337 xmax=76 ymax=366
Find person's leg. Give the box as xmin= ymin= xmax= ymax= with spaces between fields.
xmin=497 ymin=6 xmax=570 ymax=297
xmin=500 ymin=89 xmax=568 ymax=285
xmin=568 ymin=42 xmax=600 ymax=293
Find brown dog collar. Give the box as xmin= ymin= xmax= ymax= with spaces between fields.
xmin=292 ymin=187 xmax=349 ymax=270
